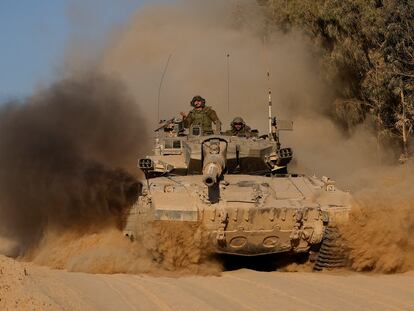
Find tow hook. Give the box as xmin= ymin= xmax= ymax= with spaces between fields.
xmin=217 ymin=229 xmax=226 ymax=247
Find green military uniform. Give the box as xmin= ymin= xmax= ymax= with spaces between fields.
xmin=224 ymin=117 xmax=256 ymax=137
xmin=183 ymin=96 xmax=221 ymax=135
xmin=225 ymin=125 xmax=253 ymax=137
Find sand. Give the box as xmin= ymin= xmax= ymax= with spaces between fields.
xmin=1 ymin=255 xmax=414 ymax=311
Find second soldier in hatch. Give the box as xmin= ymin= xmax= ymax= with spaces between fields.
xmin=225 ymin=117 xmax=255 ymax=137
xmin=180 ymin=95 xmax=221 ymax=135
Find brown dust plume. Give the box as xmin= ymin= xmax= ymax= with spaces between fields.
xmin=0 ymin=72 xmax=145 ymax=257
xmin=341 ymin=162 xmax=414 ymax=273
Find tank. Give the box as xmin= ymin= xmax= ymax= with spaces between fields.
xmin=123 ymin=116 xmax=351 ymax=270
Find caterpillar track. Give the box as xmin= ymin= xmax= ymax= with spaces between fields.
xmin=314 ymin=227 xmax=348 ymax=271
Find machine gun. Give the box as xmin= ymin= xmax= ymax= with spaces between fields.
xmin=154 ymin=117 xmax=184 ymax=134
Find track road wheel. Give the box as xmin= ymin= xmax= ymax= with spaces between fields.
xmin=313 ymin=227 xmax=347 ymax=271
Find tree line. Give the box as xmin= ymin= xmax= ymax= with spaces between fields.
xmin=258 ymin=0 xmax=414 ymax=162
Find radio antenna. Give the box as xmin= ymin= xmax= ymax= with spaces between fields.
xmin=226 ymin=53 xmax=231 ymax=113
xmin=263 ymin=35 xmax=273 ymax=138
xmin=157 ymin=54 xmax=172 ymax=123
xmin=267 ymin=72 xmax=273 ymax=138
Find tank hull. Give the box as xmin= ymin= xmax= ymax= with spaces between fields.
xmin=123 ymin=174 xmax=351 ymax=256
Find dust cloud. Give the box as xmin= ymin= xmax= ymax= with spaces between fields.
xmin=102 ymin=0 xmax=327 ymax=131
xmin=340 ymin=161 xmax=414 ymax=273
xmin=0 ymin=73 xmax=144 ymax=256
xmin=25 ymin=223 xmax=220 ymax=276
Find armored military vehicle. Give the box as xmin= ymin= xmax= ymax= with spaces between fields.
xmin=123 ymin=116 xmax=351 ymax=270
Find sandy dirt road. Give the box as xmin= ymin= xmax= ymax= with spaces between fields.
xmin=7 ymin=262 xmax=412 ymax=311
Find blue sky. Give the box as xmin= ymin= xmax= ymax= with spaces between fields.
xmin=0 ymin=0 xmax=151 ymax=101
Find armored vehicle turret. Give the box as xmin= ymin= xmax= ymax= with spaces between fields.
xmin=123 ymin=116 xmax=351 ymax=270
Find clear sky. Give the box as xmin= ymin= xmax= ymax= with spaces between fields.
xmin=0 ymin=0 xmax=150 ymax=101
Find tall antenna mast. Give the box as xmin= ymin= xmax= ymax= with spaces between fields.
xmin=267 ymin=72 xmax=272 ymax=138
xmin=227 ymin=53 xmax=230 ymax=113
xmin=157 ymin=54 xmax=172 ymax=123
xmin=263 ymin=35 xmax=273 ymax=138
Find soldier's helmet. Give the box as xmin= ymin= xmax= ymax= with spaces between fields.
xmin=190 ymin=95 xmax=206 ymax=107
xmin=231 ymin=117 xmax=245 ymax=129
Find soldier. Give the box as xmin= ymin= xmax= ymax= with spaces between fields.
xmin=225 ymin=117 xmax=255 ymax=137
xmin=180 ymin=95 xmax=221 ymax=135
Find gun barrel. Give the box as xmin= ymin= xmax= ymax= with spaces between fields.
xmin=202 ymin=139 xmax=227 ymax=188
xmin=202 ymin=162 xmax=221 ymax=187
